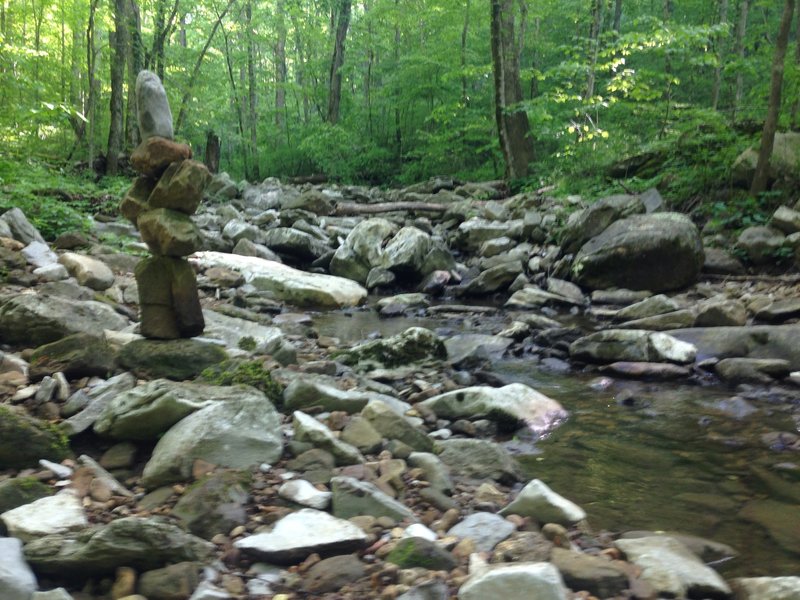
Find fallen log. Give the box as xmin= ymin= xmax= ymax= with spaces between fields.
xmin=333 ymin=201 xmax=450 ymax=215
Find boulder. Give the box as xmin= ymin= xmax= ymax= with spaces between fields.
xmin=0 ymin=293 xmax=129 ymax=347
xmin=771 ymin=205 xmax=800 ymax=234
xmin=570 ymin=329 xmax=697 ymax=364
xmin=336 ymin=327 xmax=446 ymax=369
xmin=136 ymin=70 xmax=173 ymax=140
xmin=330 ymin=218 xmax=397 ymax=284
xmin=94 ymin=379 xmax=252 ymax=440
xmin=147 ymin=160 xmax=211 ymax=215
xmin=192 ymin=251 xmax=367 ymax=309
xmin=0 ymin=405 xmax=70 ymax=469
xmin=171 ymin=471 xmax=250 ymax=539
xmin=234 ymin=509 xmax=368 ymax=564
xmin=278 ymin=479 xmax=331 ymax=510
xmin=736 ymin=226 xmax=786 ymax=265
xmin=1 ymin=491 xmax=88 ymax=542
xmin=731 ymin=577 xmax=800 ymax=600
xmin=550 ymin=548 xmax=629 ymax=599
xmin=282 ymin=189 xmax=334 ymax=215
xmin=283 ymin=379 xmax=385 ymax=414
xmin=418 ymin=384 xmax=567 ymax=436
xmin=330 ymin=476 xmax=416 ymax=522
xmin=560 ymin=194 xmax=644 ymax=254
xmin=138 ymin=562 xmax=200 ymax=600
xmin=703 ymin=247 xmax=746 ymax=275
xmin=137 ymin=209 xmax=202 ymax=257
xmin=572 ymin=212 xmax=704 ymax=292
xmin=386 ymin=537 xmax=457 ymax=571
xmin=262 ymin=227 xmax=331 ymax=262
xmin=141 ymin=388 xmax=282 ymax=488
xmin=0 ymin=477 xmax=52 ymax=513
xmin=732 ymin=131 xmax=800 ymax=187
xmin=118 ymin=338 xmax=226 ymax=380
xmin=446 ymin=512 xmax=515 ymax=552
xmin=436 ymin=438 xmax=519 ymax=483
xmin=29 ymin=332 xmax=115 ymax=381
xmin=695 ymin=298 xmax=748 ymax=327
xmin=444 ymin=333 xmax=513 ymax=367
xmin=22 ymin=240 xmax=58 ymax=269
xmin=614 ymin=536 xmax=731 ymax=599
xmin=381 ymin=226 xmax=435 ymax=281
xmin=24 ymin=516 xmax=213 ymax=575
xmin=461 ymin=261 xmax=523 ymax=295
xmin=1 ymin=207 xmax=45 ymax=244
xmin=292 ymin=411 xmax=364 ymax=466
xmin=0 ymin=537 xmax=37 ymax=600
xmin=303 ymin=554 xmax=367 ymax=594
xmin=499 ymin=479 xmax=586 ymax=525
xmin=459 ymin=563 xmax=569 ymax=600
xmin=361 ymin=400 xmax=434 ymax=452
xmin=135 ymin=256 xmax=204 ymax=339
xmin=60 ymin=372 xmax=137 ymax=436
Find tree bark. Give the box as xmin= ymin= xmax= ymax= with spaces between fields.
xmin=751 ymin=0 xmax=795 ymax=194
xmin=790 ymin=0 xmax=800 ymax=130
xmin=461 ymin=0 xmax=471 ymax=105
xmin=219 ymin=9 xmax=249 ymax=178
xmin=204 ymin=130 xmax=220 ymax=173
xmin=107 ymin=0 xmax=128 ymax=175
xmin=126 ymin=0 xmax=143 ymax=147
xmin=585 ymin=0 xmax=606 ymax=100
xmin=86 ymin=0 xmax=100 ymax=168
xmin=149 ymin=0 xmax=179 ymax=80
xmin=733 ymin=0 xmax=750 ymax=121
xmin=711 ymin=0 xmax=729 ymax=111
xmin=490 ymin=0 xmax=535 ymax=179
xmin=327 ymin=0 xmax=351 ymax=124
xmin=613 ymin=0 xmax=623 ymax=32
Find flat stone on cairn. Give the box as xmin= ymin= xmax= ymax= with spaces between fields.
xmin=121 ymin=69 xmax=210 ymax=340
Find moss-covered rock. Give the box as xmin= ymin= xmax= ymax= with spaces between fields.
xmin=171 ymin=471 xmax=251 ymax=539
xmin=0 ymin=476 xmax=53 ymax=513
xmin=0 ymin=405 xmax=70 ymax=469
xmin=336 ymin=327 xmax=446 ymax=369
xmin=386 ymin=537 xmax=457 ymax=570
xmin=29 ymin=332 xmax=116 ymax=381
xmin=118 ymin=338 xmax=226 ymax=381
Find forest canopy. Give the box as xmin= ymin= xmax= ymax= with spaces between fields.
xmin=0 ymin=0 xmax=798 ymax=202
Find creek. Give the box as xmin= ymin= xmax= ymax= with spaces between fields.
xmin=314 ymin=305 xmax=800 ymax=578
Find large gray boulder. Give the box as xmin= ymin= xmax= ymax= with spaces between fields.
xmin=571 ymin=213 xmax=704 ymax=292
xmin=135 ymin=70 xmax=173 ymax=140
xmin=24 ymin=517 xmax=213 ymax=575
xmin=262 ymin=228 xmax=331 ymax=262
xmin=330 ymin=476 xmax=416 ymax=522
xmin=436 ymin=439 xmax=519 ymax=483
xmin=191 ymin=251 xmax=367 ymax=309
xmin=418 ymin=384 xmax=566 ymax=437
xmin=732 ymin=131 xmax=800 ymax=187
xmin=560 ymin=194 xmax=644 ymax=254
xmin=731 ymin=577 xmax=800 ymax=600
xmin=499 ymin=479 xmax=586 ymax=525
xmin=1 ymin=207 xmax=46 ymax=244
xmin=141 ymin=389 xmax=282 ymax=488
xmin=330 ymin=218 xmax=397 ymax=284
xmin=736 ymin=226 xmax=786 ymax=265
xmin=1 ymin=491 xmax=88 ymax=542
xmin=459 ymin=563 xmax=569 ymax=600
xmin=570 ymin=329 xmax=697 ymax=364
xmin=0 ymin=405 xmax=70 ymax=469
xmin=0 ymin=294 xmax=129 ymax=347
xmin=336 ymin=327 xmax=446 ymax=369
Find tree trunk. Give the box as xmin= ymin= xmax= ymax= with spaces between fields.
xmin=107 ymin=0 xmax=128 ymax=175
xmin=711 ymin=0 xmax=729 ymax=111
xmin=149 ymin=0 xmax=179 ymax=80
xmin=327 ymin=0 xmax=351 ymax=124
xmin=245 ymin=0 xmax=259 ymax=180
xmin=733 ymin=0 xmax=750 ymax=121
xmin=86 ymin=0 xmax=100 ymax=169
xmin=790 ymin=0 xmax=800 ymax=130
xmin=275 ymin=0 xmax=287 ymax=132
xmin=751 ymin=0 xmax=794 ymax=194
xmin=219 ymin=11 xmax=249 ymax=178
xmin=126 ymin=0 xmax=143 ymax=147
xmin=490 ymin=0 xmax=535 ymax=179
xmin=394 ymin=0 xmax=401 ymax=156
xmin=204 ymin=130 xmax=220 ymax=173
xmin=585 ymin=0 xmax=606 ymax=100
xmin=613 ymin=0 xmax=623 ymax=32
xmin=174 ymin=0 xmax=236 ymax=135
xmin=461 ymin=0 xmax=471 ymax=105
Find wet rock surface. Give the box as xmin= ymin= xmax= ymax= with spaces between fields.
xmin=1 ymin=178 xmax=799 ymax=598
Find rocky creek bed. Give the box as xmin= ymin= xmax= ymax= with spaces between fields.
xmin=0 ymin=175 xmax=799 ymax=600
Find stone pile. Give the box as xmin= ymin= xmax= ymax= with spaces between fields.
xmin=120 ymin=70 xmax=211 ymax=339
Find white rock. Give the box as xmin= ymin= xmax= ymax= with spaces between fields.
xmin=292 ymin=411 xmax=364 ymax=465
xmin=136 ymin=70 xmax=173 ymax=140
xmin=58 ymin=252 xmax=115 ymax=291
xmin=188 ymin=581 xmax=234 ymax=600
xmin=202 ymin=309 xmax=288 ymax=355
xmin=648 ymin=332 xmax=697 ymax=364
xmin=614 ymin=536 xmax=731 ymax=598
xmin=499 ymin=479 xmax=586 ymax=525
xmin=732 ymin=576 xmax=800 ymax=599
xmin=459 ymin=562 xmax=569 ymax=600
xmin=32 ymin=588 xmax=75 ymax=599
xmin=234 ymin=508 xmax=368 ymax=563
xmin=404 ymin=523 xmax=438 ymax=542
xmin=22 ymin=241 xmax=58 ymax=268
xmin=1 ymin=490 xmax=88 ymax=542
xmin=0 ymin=537 xmax=38 ymax=600
xmin=278 ymin=479 xmax=331 ymax=510
xmin=447 ymin=512 xmax=515 ymax=552
xmin=38 ymin=459 xmax=72 ymax=479
xmin=191 ymin=251 xmax=368 ymax=309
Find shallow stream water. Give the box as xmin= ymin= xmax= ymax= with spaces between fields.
xmin=313 ymin=307 xmax=800 ymax=578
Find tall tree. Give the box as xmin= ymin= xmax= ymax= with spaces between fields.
xmin=275 ymin=0 xmax=288 ymax=133
xmin=245 ymin=0 xmax=260 ymax=180
xmin=327 ymin=0 xmax=351 ymax=124
xmin=751 ymin=0 xmax=795 ymax=194
xmin=612 ymin=0 xmax=623 ymax=32
xmin=585 ymin=0 xmax=607 ymax=100
xmin=732 ymin=0 xmax=750 ymax=121
xmin=490 ymin=0 xmax=535 ymax=179
xmin=711 ymin=0 xmax=729 ymax=111
xmin=107 ymin=0 xmax=128 ymax=175
xmin=790 ymin=0 xmax=800 ymax=130
xmin=126 ymin=0 xmax=143 ymax=147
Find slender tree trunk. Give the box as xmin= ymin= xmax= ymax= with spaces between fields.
xmin=219 ymin=12 xmax=249 ymax=177
xmin=126 ymin=0 xmax=143 ymax=147
xmin=179 ymin=13 xmax=186 ymax=47
xmin=530 ymin=16 xmax=540 ymax=98
xmin=245 ymin=0 xmax=259 ymax=180
xmin=289 ymin=8 xmax=309 ymax=125
xmin=327 ymin=0 xmax=351 ymax=124
xmin=461 ymin=0 xmax=471 ymax=105
xmin=107 ymin=0 xmax=128 ymax=175
xmin=613 ymin=0 xmax=623 ymax=32
xmin=60 ymin=0 xmax=66 ymax=103
xmin=394 ymin=0 xmax=401 ymax=156
xmin=660 ymin=0 xmax=673 ymax=136
xmin=205 ymin=130 xmax=220 ymax=173
xmin=275 ymin=0 xmax=287 ymax=132
xmin=149 ymin=0 xmax=179 ymax=80
xmin=711 ymin=0 xmax=729 ymax=111
xmin=585 ymin=0 xmax=606 ymax=100
xmin=86 ymin=0 xmax=100 ymax=168
xmin=790 ymin=0 xmax=800 ymax=130
xmin=490 ymin=0 xmax=535 ymax=179
xmin=174 ymin=0 xmax=236 ymax=135
xmin=751 ymin=0 xmax=794 ymax=194
xmin=733 ymin=0 xmax=750 ymax=121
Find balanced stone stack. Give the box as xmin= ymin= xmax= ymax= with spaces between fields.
xmin=120 ymin=70 xmax=211 ymax=339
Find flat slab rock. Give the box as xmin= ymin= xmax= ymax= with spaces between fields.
xmin=234 ymin=508 xmax=368 ymax=563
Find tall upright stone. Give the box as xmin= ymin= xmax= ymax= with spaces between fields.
xmin=122 ymin=70 xmax=210 ymax=340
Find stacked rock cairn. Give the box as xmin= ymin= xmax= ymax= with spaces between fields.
xmin=120 ymin=70 xmax=211 ymax=339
